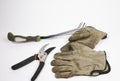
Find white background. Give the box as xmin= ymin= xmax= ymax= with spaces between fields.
xmin=0 ymin=0 xmax=120 ymax=81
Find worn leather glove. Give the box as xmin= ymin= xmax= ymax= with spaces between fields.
xmin=61 ymin=26 xmax=107 ymax=52
xmin=51 ymin=43 xmax=110 ymax=78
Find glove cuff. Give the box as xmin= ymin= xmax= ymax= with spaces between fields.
xmin=90 ymin=51 xmax=111 ymax=76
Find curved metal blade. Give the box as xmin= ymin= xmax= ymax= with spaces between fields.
xmin=38 ymin=43 xmax=49 ymax=54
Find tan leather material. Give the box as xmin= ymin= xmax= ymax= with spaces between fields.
xmin=61 ymin=42 xmax=94 ymax=52
xmin=51 ymin=43 xmax=107 ymax=78
xmin=69 ymin=26 xmax=107 ymax=49
xmin=51 ymin=49 xmax=106 ymax=78
xmin=51 ymin=27 xmax=110 ymax=78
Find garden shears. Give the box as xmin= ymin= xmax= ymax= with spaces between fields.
xmin=11 ymin=44 xmax=55 ymax=81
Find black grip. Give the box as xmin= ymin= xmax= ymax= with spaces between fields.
xmin=7 ymin=32 xmax=41 ymax=42
xmin=31 ymin=62 xmax=44 ymax=81
xmin=11 ymin=55 xmax=35 ymax=70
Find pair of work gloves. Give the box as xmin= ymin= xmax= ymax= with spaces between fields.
xmin=51 ymin=26 xmax=111 ymax=78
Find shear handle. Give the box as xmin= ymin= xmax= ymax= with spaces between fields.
xmin=11 ymin=54 xmax=38 ymax=70
xmin=31 ymin=62 xmax=44 ymax=81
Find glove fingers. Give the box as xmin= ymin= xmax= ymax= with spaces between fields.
xmin=69 ymin=28 xmax=90 ymax=41
xmin=55 ymin=72 xmax=72 ymax=78
xmin=70 ymin=42 xmax=82 ymax=50
xmin=54 ymin=52 xmax=73 ymax=60
xmin=61 ymin=42 xmax=86 ymax=51
xmin=60 ymin=42 xmax=71 ymax=52
xmin=51 ymin=59 xmax=72 ymax=66
xmin=70 ymin=42 xmax=93 ymax=51
xmin=52 ymin=66 xmax=72 ymax=73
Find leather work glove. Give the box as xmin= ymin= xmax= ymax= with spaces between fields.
xmin=61 ymin=26 xmax=107 ymax=52
xmin=51 ymin=43 xmax=111 ymax=78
